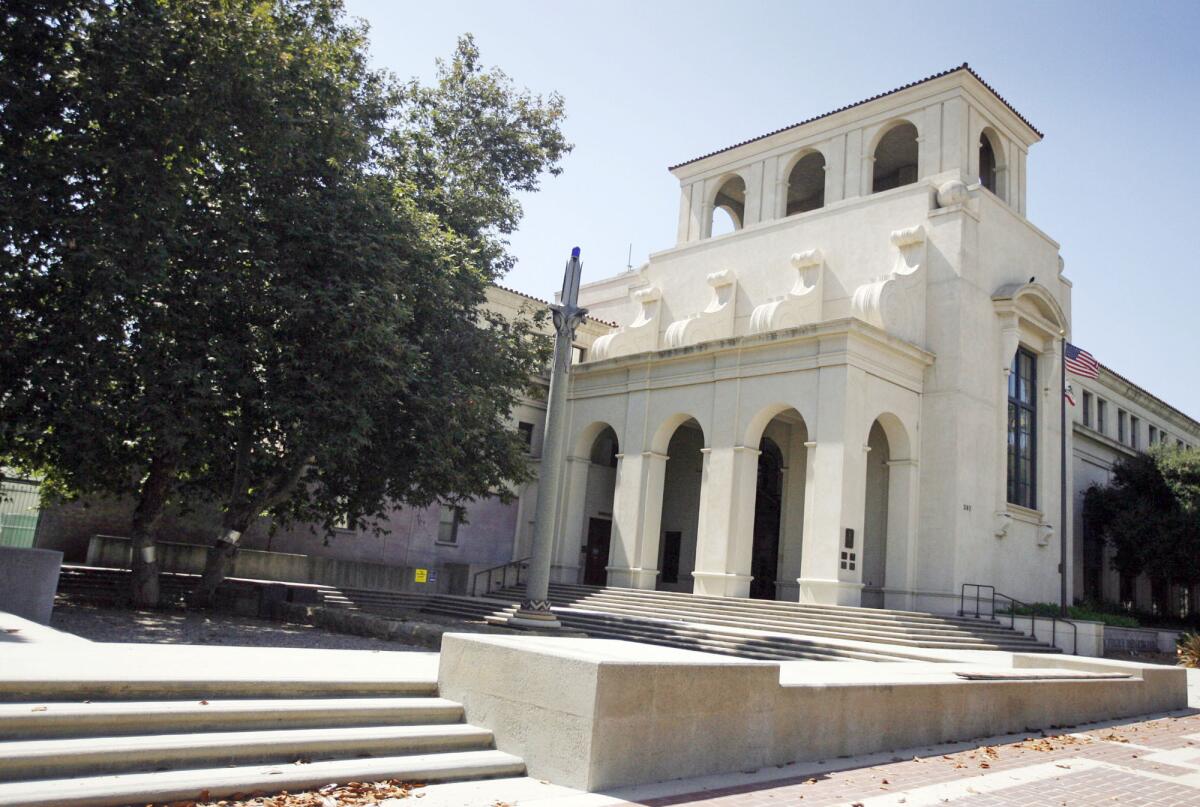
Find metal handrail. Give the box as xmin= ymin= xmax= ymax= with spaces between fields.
xmin=960 ymin=582 xmax=1078 ymax=655
xmin=471 ymin=556 xmax=531 ymax=598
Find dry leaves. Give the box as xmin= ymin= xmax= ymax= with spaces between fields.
xmin=166 ymin=779 xmax=426 ymax=807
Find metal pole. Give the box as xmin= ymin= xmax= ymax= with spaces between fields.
xmin=1060 ymin=332 xmax=1069 ymax=618
xmin=508 ymin=248 xmax=587 ymax=629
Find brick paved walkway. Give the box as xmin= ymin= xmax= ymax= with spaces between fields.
xmin=631 ymin=710 xmax=1200 ymax=807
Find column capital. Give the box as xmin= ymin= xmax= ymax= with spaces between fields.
xmin=565 ymin=454 xmax=592 ymax=464
xmin=803 ymin=440 xmax=818 ymax=448
xmin=886 ymin=458 xmax=918 ymax=467
xmin=640 ymin=450 xmax=669 ymax=461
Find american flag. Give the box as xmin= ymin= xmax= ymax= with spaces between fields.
xmin=1065 ymin=342 xmax=1099 ymax=379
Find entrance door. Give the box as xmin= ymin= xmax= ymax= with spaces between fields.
xmin=750 ymin=439 xmax=783 ymax=600
xmin=583 ymin=518 xmax=612 ymax=586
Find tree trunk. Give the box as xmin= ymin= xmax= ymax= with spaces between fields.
xmin=191 ymin=512 xmax=252 ymax=609
xmin=129 ymin=454 xmax=177 ymax=609
xmin=190 ymin=454 xmax=310 ymax=609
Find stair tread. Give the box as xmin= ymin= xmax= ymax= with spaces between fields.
xmin=0 ymin=749 xmax=525 ymax=807
xmin=0 ymin=722 xmax=493 ymax=768
xmin=0 ymin=697 xmax=466 ymax=740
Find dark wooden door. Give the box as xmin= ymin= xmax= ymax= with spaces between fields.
xmin=584 ymin=518 xmax=612 ymax=586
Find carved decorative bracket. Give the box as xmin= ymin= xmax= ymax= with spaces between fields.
xmin=663 ymin=269 xmax=737 ymax=349
xmin=749 ymin=249 xmax=824 ymax=334
xmin=850 ymin=225 xmax=927 ymax=345
xmin=589 ymin=285 xmax=662 ymax=361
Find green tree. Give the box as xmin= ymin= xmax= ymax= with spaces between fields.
xmin=1 ymin=1 xmax=564 ymax=607
xmin=1083 ymin=445 xmax=1200 ymax=593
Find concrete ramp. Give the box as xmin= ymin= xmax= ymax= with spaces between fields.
xmin=438 ymin=633 xmax=1188 ymax=792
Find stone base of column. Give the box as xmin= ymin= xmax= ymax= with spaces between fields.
xmin=797 ymin=577 xmax=864 ymax=607
xmin=605 ymin=566 xmax=659 ymax=590
xmin=691 ymin=571 xmax=753 ymax=598
xmin=550 ymin=564 xmax=581 ymax=584
xmin=506 ymin=599 xmax=562 ymax=629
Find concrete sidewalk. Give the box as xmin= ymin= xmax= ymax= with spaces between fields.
xmin=408 ymin=707 xmax=1200 ymax=807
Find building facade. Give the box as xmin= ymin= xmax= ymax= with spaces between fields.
xmin=34 ymin=65 xmax=1198 ymax=612
xmin=537 ymin=65 xmax=1196 ymax=615
xmin=1071 ymin=366 xmax=1200 ymax=618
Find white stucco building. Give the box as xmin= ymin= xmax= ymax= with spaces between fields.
xmin=514 ymin=64 xmax=1199 ymax=616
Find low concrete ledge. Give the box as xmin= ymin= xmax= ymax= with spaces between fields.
xmin=0 ymin=547 xmax=62 ymax=625
xmin=437 ymin=634 xmax=1190 ymax=791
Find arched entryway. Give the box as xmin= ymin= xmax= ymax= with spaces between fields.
xmin=656 ymin=418 xmax=704 ymax=592
xmin=750 ymin=438 xmax=784 ymax=599
xmin=744 ymin=406 xmax=809 ymax=601
xmin=580 ymin=426 xmax=619 ymax=585
xmin=861 ymin=421 xmax=892 ymax=608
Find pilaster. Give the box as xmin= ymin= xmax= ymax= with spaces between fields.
xmin=692 ymin=444 xmax=760 ymax=598
xmin=797 ymin=366 xmax=869 ymax=607
xmin=607 ymin=450 xmax=667 ymax=589
xmin=552 ymin=455 xmax=591 ymax=583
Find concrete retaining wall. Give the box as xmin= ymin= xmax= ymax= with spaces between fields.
xmin=86 ymin=535 xmax=422 ymax=593
xmin=439 ymin=633 xmax=1189 ymax=791
xmin=0 ymin=546 xmax=62 ymax=624
xmin=1105 ymin=625 xmax=1183 ymax=655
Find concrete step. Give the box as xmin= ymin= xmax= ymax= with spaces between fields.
xmin=556 ymin=617 xmax=854 ymax=661
xmin=0 ymin=723 xmax=495 ymax=781
xmin=540 ymin=592 xmax=1036 ymax=640
xmin=528 ymin=584 xmax=1055 ymax=642
xmin=498 ymin=591 xmax=1051 ymax=651
xmin=0 ymin=749 xmax=525 ymax=807
xmin=0 ymin=697 xmax=464 ymax=740
xmin=0 ymin=677 xmax=438 ymax=703
xmin=536 ymin=584 xmax=1021 ymax=633
xmin=547 ymin=608 xmax=898 ymax=661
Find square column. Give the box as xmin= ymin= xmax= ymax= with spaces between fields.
xmin=607 ymin=450 xmax=667 ymax=589
xmin=691 ymin=445 xmax=759 ymax=597
xmin=882 ymin=457 xmax=920 ymax=610
xmin=551 ymin=455 xmax=591 ymax=583
xmin=797 ymin=367 xmax=869 ymax=606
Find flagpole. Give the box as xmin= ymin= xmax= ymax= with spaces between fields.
xmin=1060 ymin=331 xmax=1069 ymax=618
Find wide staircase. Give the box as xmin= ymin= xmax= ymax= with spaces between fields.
xmin=317 ymin=581 xmax=1060 ymax=661
xmin=55 ymin=565 xmax=1060 ymax=661
xmin=0 ymin=666 xmax=522 ymax=807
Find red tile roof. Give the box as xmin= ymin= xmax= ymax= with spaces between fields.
xmin=668 ymin=63 xmax=1042 ymax=171
xmin=491 ymin=283 xmax=618 ymax=329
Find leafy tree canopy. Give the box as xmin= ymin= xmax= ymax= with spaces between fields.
xmin=0 ymin=0 xmax=565 ymax=604
xmin=1083 ymin=445 xmax=1200 ymax=588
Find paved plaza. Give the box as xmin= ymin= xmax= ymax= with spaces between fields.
xmin=410 ymin=704 xmax=1200 ymax=807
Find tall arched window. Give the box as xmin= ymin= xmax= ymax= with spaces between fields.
xmin=1007 ymin=347 xmax=1037 ymax=509
xmin=710 ymin=175 xmax=746 ymax=237
xmin=979 ymin=129 xmax=1002 ymax=197
xmin=785 ymin=152 xmax=825 ymax=216
xmin=872 ymin=122 xmax=919 ymax=193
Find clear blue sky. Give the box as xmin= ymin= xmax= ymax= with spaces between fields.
xmin=345 ymin=0 xmax=1200 ymax=419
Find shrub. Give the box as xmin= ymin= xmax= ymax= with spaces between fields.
xmin=1178 ymin=633 xmax=1200 ymax=668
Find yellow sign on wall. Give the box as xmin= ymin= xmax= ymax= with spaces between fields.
xmin=414 ymin=568 xmax=428 ymax=583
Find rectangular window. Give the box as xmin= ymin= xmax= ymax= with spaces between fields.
xmin=1007 ymin=348 xmax=1038 ymax=510
xmin=1095 ymin=398 xmax=1107 ymax=435
xmin=1082 ymin=391 xmax=1092 ymax=427
xmin=1179 ymin=439 xmax=1186 ymax=450
xmin=1130 ymin=416 xmax=1140 ymax=450
xmin=1149 ymin=425 xmax=1158 ymax=445
xmin=1161 ymin=430 xmax=1169 ymax=445
xmin=517 ymin=421 xmax=534 ymax=451
xmin=437 ymin=504 xmax=463 ymax=545
xmin=1117 ymin=409 xmax=1127 ymax=444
